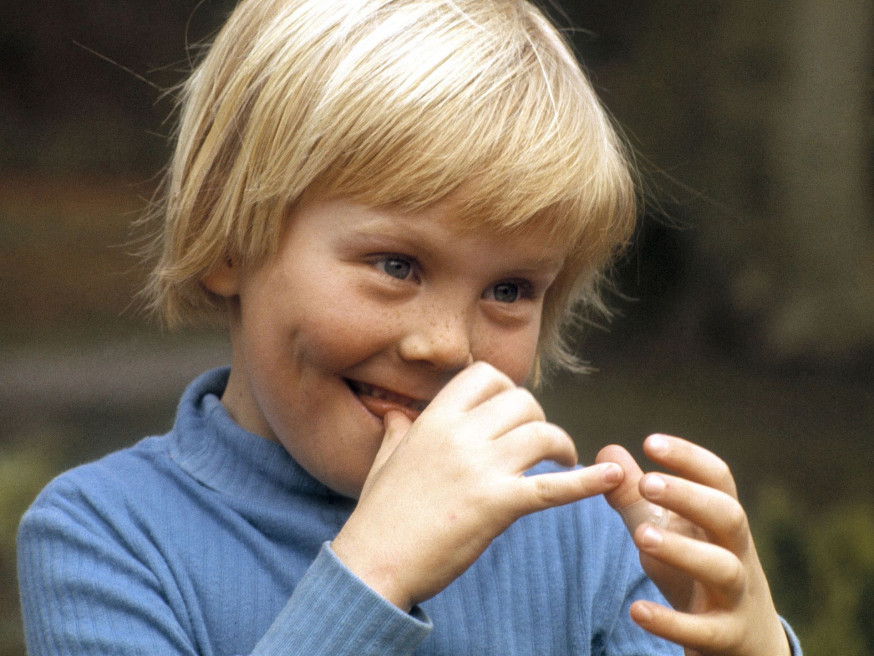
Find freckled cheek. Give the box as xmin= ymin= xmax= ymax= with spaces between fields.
xmin=474 ymin=326 xmax=541 ymax=384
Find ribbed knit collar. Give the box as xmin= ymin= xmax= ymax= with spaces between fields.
xmin=168 ymin=367 xmax=343 ymax=502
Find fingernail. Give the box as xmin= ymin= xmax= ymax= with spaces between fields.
xmin=646 ymin=433 xmax=669 ymax=455
xmin=641 ymin=474 xmax=665 ymax=498
xmin=640 ymin=525 xmax=662 ymax=549
xmin=602 ymin=463 xmax=623 ymax=484
xmin=633 ymin=602 xmax=654 ymax=624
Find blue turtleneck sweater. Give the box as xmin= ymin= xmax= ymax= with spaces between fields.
xmin=17 ymin=368 xmax=784 ymax=655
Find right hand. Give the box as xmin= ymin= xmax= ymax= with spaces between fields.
xmin=331 ymin=361 xmax=624 ymax=611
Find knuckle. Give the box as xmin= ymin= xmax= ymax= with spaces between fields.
xmin=532 ymin=422 xmax=575 ymax=460
xmin=472 ymin=360 xmax=509 ymax=383
xmin=468 ymin=360 xmax=495 ymax=374
xmin=707 ymin=626 xmax=733 ymax=652
xmin=510 ymin=386 xmax=546 ymax=420
xmin=719 ymin=557 xmax=747 ymax=594
xmin=531 ymin=475 xmax=560 ymax=506
xmin=513 ymin=385 xmax=535 ymax=401
xmin=687 ymin=616 xmax=734 ymax=653
xmin=722 ymin=502 xmax=749 ymax=536
xmin=712 ymin=458 xmax=736 ymax=492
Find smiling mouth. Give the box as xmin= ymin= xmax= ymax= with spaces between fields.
xmin=346 ymin=379 xmax=429 ymax=420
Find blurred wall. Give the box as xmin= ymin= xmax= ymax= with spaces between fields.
xmin=2 ymin=0 xmax=872 ymax=370
xmin=1 ymin=2 xmax=873 ymax=655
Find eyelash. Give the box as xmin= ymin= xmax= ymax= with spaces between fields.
xmin=370 ymin=254 xmax=534 ymax=304
xmin=483 ymin=280 xmax=533 ymax=304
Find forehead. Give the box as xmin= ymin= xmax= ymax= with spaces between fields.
xmin=424 ymin=192 xmax=569 ymax=264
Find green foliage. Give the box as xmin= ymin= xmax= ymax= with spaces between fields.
xmin=0 ymin=438 xmax=63 ymax=656
xmin=0 ymin=441 xmax=60 ymax=552
xmin=754 ymin=486 xmax=874 ymax=656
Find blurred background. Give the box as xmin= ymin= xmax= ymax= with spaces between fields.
xmin=1 ymin=1 xmax=872 ymax=654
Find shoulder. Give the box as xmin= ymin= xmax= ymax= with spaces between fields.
xmin=37 ymin=434 xmax=172 ymax=497
xmin=19 ymin=368 xmax=231 ymax=537
xmin=18 ymin=435 xmax=180 ymax=545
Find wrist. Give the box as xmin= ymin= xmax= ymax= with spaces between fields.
xmin=746 ymin=614 xmax=792 ymax=656
xmin=330 ymin=531 xmax=415 ymax=613
xmin=765 ymin=605 xmax=793 ymax=656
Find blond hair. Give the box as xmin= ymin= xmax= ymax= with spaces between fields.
xmin=144 ymin=0 xmax=637 ymax=375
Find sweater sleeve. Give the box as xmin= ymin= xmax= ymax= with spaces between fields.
xmin=783 ymin=617 xmax=803 ymax=656
xmin=18 ymin=484 xmax=431 ymax=656
xmin=251 ymin=543 xmax=431 ymax=655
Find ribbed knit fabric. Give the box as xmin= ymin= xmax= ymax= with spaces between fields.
xmin=17 ymin=367 xmax=794 ymax=655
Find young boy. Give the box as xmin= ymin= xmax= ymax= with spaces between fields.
xmin=18 ymin=1 xmax=801 ymax=654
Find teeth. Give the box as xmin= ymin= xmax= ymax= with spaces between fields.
xmin=352 ymin=381 xmax=427 ymax=412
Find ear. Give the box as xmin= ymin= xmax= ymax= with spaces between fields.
xmin=201 ymin=257 xmax=240 ymax=297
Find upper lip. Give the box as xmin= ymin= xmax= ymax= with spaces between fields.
xmin=345 ymin=379 xmax=430 ymax=413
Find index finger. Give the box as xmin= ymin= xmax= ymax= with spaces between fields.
xmin=643 ymin=434 xmax=738 ymax=499
xmin=514 ymin=463 xmax=624 ymax=516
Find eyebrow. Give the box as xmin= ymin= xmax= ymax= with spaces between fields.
xmin=349 ymin=211 xmax=567 ymax=275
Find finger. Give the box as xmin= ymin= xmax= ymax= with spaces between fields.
xmin=514 ymin=463 xmax=623 ymax=515
xmin=358 ymin=410 xmax=413 ymax=500
xmin=494 ymin=421 xmax=578 ymax=471
xmin=639 ymin=472 xmax=750 ymax=553
xmin=429 ymin=361 xmax=516 ymax=412
xmin=467 ymin=386 xmax=546 ymax=439
xmin=644 ymin=434 xmax=738 ymax=499
xmin=630 ymin=601 xmax=738 ymax=654
xmin=633 ymin=522 xmax=746 ymax=603
xmin=596 ymin=444 xmax=644 ymax=510
xmin=374 ymin=410 xmax=413 ymax=470
xmin=595 ymin=445 xmax=670 ymax=534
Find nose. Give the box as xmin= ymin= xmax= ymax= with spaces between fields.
xmin=397 ymin=305 xmax=474 ymax=372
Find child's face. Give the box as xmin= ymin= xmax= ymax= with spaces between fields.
xmin=209 ymin=196 xmax=566 ymax=498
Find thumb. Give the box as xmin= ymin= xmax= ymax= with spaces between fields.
xmin=596 ymin=445 xmax=668 ymax=534
xmin=372 ymin=410 xmax=414 ymax=473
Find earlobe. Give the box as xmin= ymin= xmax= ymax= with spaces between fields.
xmin=201 ymin=257 xmax=240 ymax=297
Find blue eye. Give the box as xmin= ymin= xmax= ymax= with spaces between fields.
xmin=489 ymin=282 xmax=521 ymax=303
xmin=376 ymin=256 xmax=413 ymax=280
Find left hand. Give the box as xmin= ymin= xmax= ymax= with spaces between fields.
xmin=596 ymin=434 xmax=790 ymax=656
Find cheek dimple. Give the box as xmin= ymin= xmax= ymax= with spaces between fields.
xmin=304 ymin=305 xmax=401 ymax=368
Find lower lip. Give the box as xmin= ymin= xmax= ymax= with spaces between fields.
xmin=345 ymin=380 xmax=422 ymax=423
xmin=358 ymin=394 xmax=421 ymax=422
